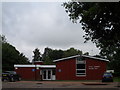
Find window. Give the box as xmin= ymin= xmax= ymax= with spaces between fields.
xmin=52 ymin=69 xmax=56 ymax=75
xmin=76 ymin=56 xmax=86 ymax=76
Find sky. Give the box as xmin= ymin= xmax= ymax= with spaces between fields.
xmin=2 ymin=2 xmax=100 ymax=62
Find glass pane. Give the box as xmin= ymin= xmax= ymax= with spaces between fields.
xmin=77 ymin=56 xmax=82 ymax=61
xmin=77 ymin=61 xmax=85 ymax=64
xmin=48 ymin=70 xmax=51 ymax=79
xmin=77 ymin=70 xmax=85 ymax=73
xmin=77 ymin=56 xmax=85 ymax=61
xmin=43 ymin=70 xmax=46 ymax=79
xmin=52 ymin=69 xmax=55 ymax=75
xmin=77 ymin=64 xmax=85 ymax=69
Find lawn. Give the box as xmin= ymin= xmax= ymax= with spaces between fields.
xmin=114 ymin=77 xmax=120 ymax=82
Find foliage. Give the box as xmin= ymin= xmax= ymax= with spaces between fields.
xmin=2 ymin=35 xmax=30 ymax=71
xmin=42 ymin=47 xmax=59 ymax=65
xmin=114 ymin=77 xmax=120 ymax=82
xmin=63 ymin=47 xmax=82 ymax=57
xmin=42 ymin=47 xmax=89 ymax=65
xmin=62 ymin=2 xmax=120 ymax=76
xmin=32 ymin=48 xmax=42 ymax=62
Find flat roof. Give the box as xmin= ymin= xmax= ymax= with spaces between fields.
xmin=14 ymin=65 xmax=56 ymax=68
xmin=53 ymin=55 xmax=109 ymax=62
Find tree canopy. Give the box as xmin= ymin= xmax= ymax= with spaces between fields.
xmin=63 ymin=2 xmax=120 ymax=75
xmin=42 ymin=47 xmax=89 ymax=65
xmin=32 ymin=48 xmax=42 ymax=62
xmin=1 ymin=35 xmax=30 ymax=71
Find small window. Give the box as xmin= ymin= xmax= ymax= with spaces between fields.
xmin=77 ymin=56 xmax=85 ymax=61
xmin=77 ymin=64 xmax=85 ymax=69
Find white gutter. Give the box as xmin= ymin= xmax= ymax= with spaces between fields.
xmin=14 ymin=65 xmax=56 ymax=68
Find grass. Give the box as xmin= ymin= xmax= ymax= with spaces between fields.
xmin=114 ymin=77 xmax=120 ymax=82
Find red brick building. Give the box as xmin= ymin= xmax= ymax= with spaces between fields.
xmin=14 ymin=55 xmax=109 ymax=80
xmin=14 ymin=61 xmax=56 ymax=80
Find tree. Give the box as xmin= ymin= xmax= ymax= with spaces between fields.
xmin=83 ymin=52 xmax=89 ymax=55
xmin=49 ymin=49 xmax=64 ymax=60
xmin=19 ymin=53 xmax=30 ymax=64
xmin=32 ymin=48 xmax=41 ymax=62
xmin=42 ymin=47 xmax=61 ymax=65
xmin=42 ymin=47 xmax=89 ymax=64
xmin=0 ymin=35 xmax=6 ymax=43
xmin=43 ymin=56 xmax=53 ymax=65
xmin=63 ymin=2 xmax=120 ymax=75
xmin=2 ymin=35 xmax=30 ymax=71
xmin=63 ymin=47 xmax=83 ymax=57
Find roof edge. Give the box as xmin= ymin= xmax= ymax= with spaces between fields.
xmin=82 ymin=55 xmax=109 ymax=62
xmin=14 ymin=65 xmax=56 ymax=68
xmin=53 ymin=55 xmax=109 ymax=62
xmin=53 ymin=55 xmax=80 ymax=62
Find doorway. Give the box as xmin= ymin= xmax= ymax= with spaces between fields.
xmin=42 ymin=69 xmax=55 ymax=80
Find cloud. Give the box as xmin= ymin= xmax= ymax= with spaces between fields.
xmin=2 ymin=2 xmax=100 ymax=61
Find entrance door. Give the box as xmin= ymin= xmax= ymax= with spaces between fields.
xmin=42 ymin=70 xmax=52 ymax=80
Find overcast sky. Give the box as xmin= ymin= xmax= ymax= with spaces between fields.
xmin=2 ymin=2 xmax=100 ymax=62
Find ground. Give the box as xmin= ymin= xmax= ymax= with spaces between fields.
xmin=2 ymin=80 xmax=120 ymax=89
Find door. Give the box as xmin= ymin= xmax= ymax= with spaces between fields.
xmin=42 ymin=69 xmax=56 ymax=80
xmin=42 ymin=69 xmax=52 ymax=80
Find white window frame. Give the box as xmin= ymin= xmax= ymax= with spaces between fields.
xmin=76 ymin=57 xmax=86 ymax=76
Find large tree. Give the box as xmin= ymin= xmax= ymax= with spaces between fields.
xmin=1 ymin=35 xmax=30 ymax=71
xmin=63 ymin=2 xmax=120 ymax=75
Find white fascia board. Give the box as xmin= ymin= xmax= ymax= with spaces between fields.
xmin=53 ymin=55 xmax=109 ymax=62
xmin=40 ymin=65 xmax=56 ymax=68
xmin=82 ymin=55 xmax=109 ymax=62
xmin=14 ymin=65 xmax=35 ymax=67
xmin=14 ymin=65 xmax=56 ymax=68
xmin=53 ymin=55 xmax=80 ymax=62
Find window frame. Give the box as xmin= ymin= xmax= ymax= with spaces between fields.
xmin=76 ymin=57 xmax=86 ymax=76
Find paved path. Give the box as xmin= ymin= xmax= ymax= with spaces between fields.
xmin=2 ymin=81 xmax=120 ymax=89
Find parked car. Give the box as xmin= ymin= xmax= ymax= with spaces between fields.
xmin=2 ymin=71 xmax=21 ymax=82
xmin=102 ymin=72 xmax=113 ymax=82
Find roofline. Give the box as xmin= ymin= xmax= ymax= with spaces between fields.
xmin=53 ymin=55 xmax=80 ymax=62
xmin=53 ymin=55 xmax=109 ymax=62
xmin=82 ymin=55 xmax=109 ymax=62
xmin=14 ymin=65 xmax=56 ymax=68
xmin=14 ymin=65 xmax=35 ymax=67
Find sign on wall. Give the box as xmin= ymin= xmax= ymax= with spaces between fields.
xmin=32 ymin=69 xmax=35 ymax=72
xmin=88 ymin=66 xmax=100 ymax=70
xmin=58 ymin=69 xmax=61 ymax=72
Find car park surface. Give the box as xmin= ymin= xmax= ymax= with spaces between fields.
xmin=2 ymin=80 xmax=120 ymax=89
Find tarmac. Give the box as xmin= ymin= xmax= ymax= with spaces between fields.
xmin=2 ymin=80 xmax=120 ymax=90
